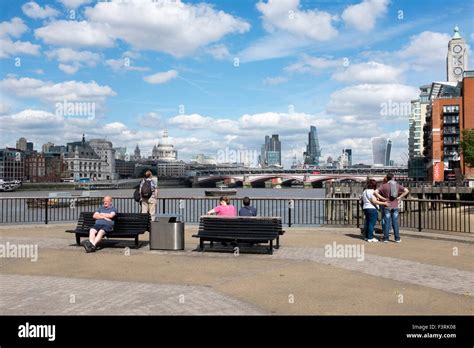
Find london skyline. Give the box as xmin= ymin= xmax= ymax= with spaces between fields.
xmin=0 ymin=0 xmax=473 ymax=167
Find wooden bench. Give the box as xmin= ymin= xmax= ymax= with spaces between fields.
xmin=193 ymin=216 xmax=284 ymax=254
xmin=66 ymin=212 xmax=150 ymax=248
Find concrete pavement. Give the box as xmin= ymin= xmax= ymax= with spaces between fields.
xmin=0 ymin=224 xmax=473 ymax=315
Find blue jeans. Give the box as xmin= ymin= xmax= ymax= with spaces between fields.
xmin=380 ymin=207 xmax=385 ymax=231
xmin=363 ymin=209 xmax=378 ymax=239
xmin=383 ymin=208 xmax=400 ymax=241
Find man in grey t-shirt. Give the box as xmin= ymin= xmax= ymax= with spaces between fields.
xmin=375 ymin=173 xmax=409 ymax=243
xmin=84 ymin=196 xmax=117 ymax=252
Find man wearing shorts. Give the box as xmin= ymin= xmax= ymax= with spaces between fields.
xmin=83 ymin=196 xmax=117 ymax=252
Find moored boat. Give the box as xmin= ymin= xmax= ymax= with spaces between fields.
xmin=0 ymin=179 xmax=22 ymax=192
xmin=205 ymin=189 xmax=237 ymax=196
xmin=26 ymin=191 xmax=102 ymax=208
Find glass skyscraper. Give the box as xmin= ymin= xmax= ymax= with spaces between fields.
xmin=260 ymin=134 xmax=281 ymax=167
xmin=304 ymin=126 xmax=321 ymax=166
xmin=343 ymin=148 xmax=352 ymax=167
xmin=372 ymin=137 xmax=389 ymax=166
xmin=385 ymin=140 xmax=392 ymax=166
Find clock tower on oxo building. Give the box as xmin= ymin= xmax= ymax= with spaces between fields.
xmin=447 ymin=26 xmax=468 ymax=82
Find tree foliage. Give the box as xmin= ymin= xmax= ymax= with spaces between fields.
xmin=460 ymin=129 xmax=474 ymax=167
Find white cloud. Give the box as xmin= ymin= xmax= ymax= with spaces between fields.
xmin=0 ymin=109 xmax=62 ymax=131
xmin=0 ymin=77 xmax=116 ymax=106
xmin=105 ymin=58 xmax=149 ymax=72
xmin=46 ymin=48 xmax=100 ymax=65
xmin=206 ymin=44 xmax=230 ymax=60
xmin=285 ymin=55 xmax=342 ymax=73
xmin=57 ymin=0 xmax=92 ymax=10
xmin=263 ymin=76 xmax=288 ymax=85
xmin=168 ymin=114 xmax=215 ymax=130
xmin=332 ymin=61 xmax=404 ymax=83
xmin=327 ymin=83 xmax=418 ymax=119
xmin=341 ymin=0 xmax=389 ymax=32
xmin=0 ymin=38 xmax=41 ymax=58
xmin=0 ymin=17 xmax=28 ymax=38
xmin=22 ymin=2 xmax=59 ymax=19
xmin=35 ymin=20 xmax=115 ymax=48
xmin=396 ymin=31 xmax=452 ymax=68
xmin=58 ymin=64 xmax=79 ymax=74
xmin=169 ymin=111 xmax=332 ymax=136
xmin=0 ymin=18 xmax=40 ymax=58
xmin=143 ymin=70 xmax=178 ymax=84
xmin=256 ymin=0 xmax=337 ymax=41
xmin=83 ymin=0 xmax=250 ymax=57
xmin=102 ymin=122 xmax=128 ymax=134
xmin=46 ymin=48 xmax=100 ymax=74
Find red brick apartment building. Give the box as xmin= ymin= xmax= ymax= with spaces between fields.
xmin=424 ymin=72 xmax=474 ymax=181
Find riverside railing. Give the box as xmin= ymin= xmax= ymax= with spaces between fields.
xmin=0 ymin=197 xmax=472 ymax=233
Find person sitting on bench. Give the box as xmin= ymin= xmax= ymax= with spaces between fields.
xmin=83 ymin=196 xmax=117 ymax=253
xmin=239 ymin=196 xmax=257 ymax=216
xmin=207 ymin=196 xmax=236 ymax=216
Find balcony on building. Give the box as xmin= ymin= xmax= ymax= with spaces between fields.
xmin=443 ymin=126 xmax=460 ymax=135
xmin=442 ymin=105 xmax=459 ymax=114
xmin=443 ymin=136 xmax=460 ymax=145
xmin=443 ymin=115 xmax=460 ymax=125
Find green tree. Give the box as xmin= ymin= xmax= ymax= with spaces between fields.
xmin=460 ymin=129 xmax=474 ymax=167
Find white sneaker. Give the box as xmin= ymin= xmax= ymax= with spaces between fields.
xmin=395 ymin=239 xmax=402 ymax=243
xmin=368 ymin=238 xmax=379 ymax=243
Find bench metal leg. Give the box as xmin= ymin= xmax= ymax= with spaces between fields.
xmin=135 ymin=235 xmax=139 ymax=248
xmin=210 ymin=241 xmax=214 ymax=248
xmin=268 ymin=240 xmax=273 ymax=255
xmin=75 ymin=234 xmax=81 ymax=246
xmin=199 ymin=239 xmax=204 ymax=252
xmin=276 ymin=236 xmax=280 ymax=249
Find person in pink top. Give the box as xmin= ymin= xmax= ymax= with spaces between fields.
xmin=207 ymin=196 xmax=236 ymax=216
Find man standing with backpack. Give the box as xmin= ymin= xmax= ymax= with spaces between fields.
xmin=375 ymin=173 xmax=409 ymax=243
xmin=140 ymin=170 xmax=158 ymax=220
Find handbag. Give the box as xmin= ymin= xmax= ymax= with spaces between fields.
xmin=133 ymin=188 xmax=141 ymax=202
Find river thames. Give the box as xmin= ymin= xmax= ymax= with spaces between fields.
xmin=0 ymin=187 xmax=326 ymax=199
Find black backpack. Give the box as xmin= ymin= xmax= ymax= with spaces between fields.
xmin=133 ymin=188 xmax=141 ymax=202
xmin=141 ymin=179 xmax=153 ymax=199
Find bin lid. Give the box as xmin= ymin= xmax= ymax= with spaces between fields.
xmin=154 ymin=214 xmax=183 ymax=222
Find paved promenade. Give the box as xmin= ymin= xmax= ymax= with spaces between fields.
xmin=0 ymin=224 xmax=473 ymax=315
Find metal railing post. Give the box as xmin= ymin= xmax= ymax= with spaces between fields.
xmin=288 ymin=199 xmax=294 ymax=227
xmin=418 ymin=199 xmax=422 ymax=232
xmin=44 ymin=198 xmax=49 ymax=225
xmin=356 ymin=199 xmax=360 ymax=228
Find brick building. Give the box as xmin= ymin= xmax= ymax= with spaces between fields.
xmin=424 ymin=73 xmax=473 ymax=181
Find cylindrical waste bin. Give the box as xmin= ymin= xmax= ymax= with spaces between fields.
xmin=150 ymin=217 xmax=185 ymax=250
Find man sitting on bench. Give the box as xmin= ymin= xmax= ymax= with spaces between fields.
xmin=83 ymin=196 xmax=117 ymax=253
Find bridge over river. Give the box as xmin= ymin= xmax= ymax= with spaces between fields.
xmin=192 ymin=173 xmax=388 ymax=188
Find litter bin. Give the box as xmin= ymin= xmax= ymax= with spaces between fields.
xmin=150 ymin=215 xmax=185 ymax=250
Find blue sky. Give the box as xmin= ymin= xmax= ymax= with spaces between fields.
xmin=0 ymin=0 xmax=473 ymax=167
